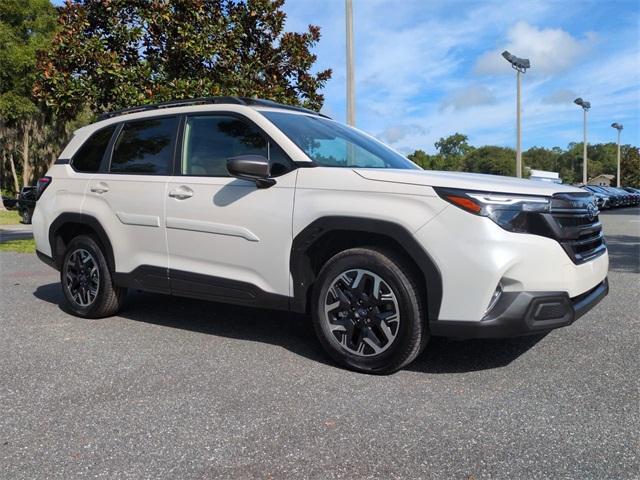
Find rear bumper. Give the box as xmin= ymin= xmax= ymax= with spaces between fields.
xmin=429 ymin=278 xmax=609 ymax=339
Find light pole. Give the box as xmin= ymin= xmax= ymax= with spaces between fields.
xmin=574 ymin=98 xmax=591 ymax=185
xmin=611 ymin=123 xmax=623 ymax=187
xmin=345 ymin=0 xmax=355 ymax=127
xmin=502 ymin=51 xmax=530 ymax=178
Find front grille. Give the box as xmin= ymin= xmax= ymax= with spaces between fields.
xmin=545 ymin=193 xmax=606 ymax=264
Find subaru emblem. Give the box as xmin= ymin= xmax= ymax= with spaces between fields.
xmin=586 ymin=202 xmax=597 ymax=221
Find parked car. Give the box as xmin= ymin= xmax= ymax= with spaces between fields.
xmin=603 ymin=186 xmax=633 ymax=207
xmin=1 ymin=195 xmax=18 ymax=210
xmin=32 ymin=97 xmax=609 ymax=374
xmin=17 ymin=186 xmax=37 ymax=223
xmin=585 ymin=185 xmax=623 ymax=208
xmin=620 ymin=187 xmax=640 ymax=205
xmin=591 ymin=190 xmax=610 ymax=209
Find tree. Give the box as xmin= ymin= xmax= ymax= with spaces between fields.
xmin=620 ymin=145 xmax=640 ymax=187
xmin=463 ymin=146 xmax=516 ymax=176
xmin=435 ymin=133 xmax=474 ymax=158
xmin=34 ymin=0 xmax=332 ymax=120
xmin=407 ymin=149 xmax=445 ymax=170
xmin=0 ymin=0 xmax=58 ymax=193
xmin=433 ymin=133 xmax=474 ymax=171
xmin=523 ymin=146 xmax=560 ymax=172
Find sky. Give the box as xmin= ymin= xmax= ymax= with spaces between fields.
xmin=50 ymin=0 xmax=639 ymax=154
xmin=283 ymin=0 xmax=640 ymax=154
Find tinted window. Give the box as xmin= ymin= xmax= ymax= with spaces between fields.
xmin=181 ymin=115 xmax=292 ymax=177
xmin=261 ymin=111 xmax=420 ymax=170
xmin=72 ymin=125 xmax=116 ymax=173
xmin=110 ymin=117 xmax=178 ymax=174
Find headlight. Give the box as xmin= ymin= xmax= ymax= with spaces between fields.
xmin=434 ymin=187 xmax=551 ymax=233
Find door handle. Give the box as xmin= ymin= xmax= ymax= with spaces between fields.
xmin=168 ymin=186 xmax=193 ymax=200
xmin=90 ymin=182 xmax=109 ymax=194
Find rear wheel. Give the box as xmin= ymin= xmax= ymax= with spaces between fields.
xmin=20 ymin=208 xmax=32 ymax=224
xmin=311 ymin=247 xmax=428 ymax=374
xmin=61 ymin=235 xmax=126 ymax=318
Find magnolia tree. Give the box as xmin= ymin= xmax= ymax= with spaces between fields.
xmin=34 ymin=0 xmax=332 ymax=120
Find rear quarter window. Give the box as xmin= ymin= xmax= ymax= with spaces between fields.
xmin=110 ymin=117 xmax=178 ymax=175
xmin=71 ymin=125 xmax=116 ymax=173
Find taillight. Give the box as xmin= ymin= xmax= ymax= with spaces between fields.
xmin=36 ymin=176 xmax=52 ymax=200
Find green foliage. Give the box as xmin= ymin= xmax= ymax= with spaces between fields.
xmin=620 ymin=146 xmax=640 ymax=187
xmin=435 ymin=133 xmax=474 ymax=158
xmin=0 ymin=0 xmax=57 ymax=122
xmin=34 ymin=0 xmax=332 ymax=120
xmin=464 ymin=146 xmax=515 ymax=176
xmin=0 ymin=238 xmax=36 ymax=253
xmin=408 ymin=133 xmax=638 ymax=185
xmin=0 ymin=210 xmax=21 ymax=225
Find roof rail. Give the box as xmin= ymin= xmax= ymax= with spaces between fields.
xmin=239 ymin=97 xmax=331 ymax=118
xmin=97 ymin=96 xmax=330 ymax=121
xmin=96 ymin=97 xmax=244 ymax=120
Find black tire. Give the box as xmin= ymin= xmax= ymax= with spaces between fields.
xmin=61 ymin=235 xmax=126 ymax=318
xmin=311 ymin=247 xmax=428 ymax=374
xmin=20 ymin=208 xmax=32 ymax=224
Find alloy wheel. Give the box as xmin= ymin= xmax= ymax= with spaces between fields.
xmin=323 ymin=269 xmax=400 ymax=357
xmin=65 ymin=248 xmax=100 ymax=307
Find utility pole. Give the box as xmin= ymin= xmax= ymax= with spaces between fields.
xmin=516 ymin=68 xmax=522 ymax=178
xmin=574 ymin=98 xmax=591 ymax=185
xmin=611 ymin=123 xmax=623 ymax=187
xmin=501 ymin=51 xmax=530 ymax=178
xmin=583 ymin=109 xmax=588 ymax=185
xmin=345 ymin=0 xmax=355 ymax=127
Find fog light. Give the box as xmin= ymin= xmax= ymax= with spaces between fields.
xmin=484 ymin=284 xmax=503 ymax=316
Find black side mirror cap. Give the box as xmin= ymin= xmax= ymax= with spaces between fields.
xmin=226 ymin=155 xmax=276 ymax=189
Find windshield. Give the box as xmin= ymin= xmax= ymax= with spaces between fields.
xmin=261 ymin=111 xmax=420 ymax=170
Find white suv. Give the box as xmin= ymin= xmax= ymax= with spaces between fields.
xmin=33 ymin=97 xmax=609 ymax=374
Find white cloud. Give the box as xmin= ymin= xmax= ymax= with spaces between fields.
xmin=440 ymin=85 xmax=497 ymax=111
xmin=541 ymin=89 xmax=579 ymax=104
xmin=379 ymin=124 xmax=426 ymax=144
xmin=475 ymin=22 xmax=596 ymax=75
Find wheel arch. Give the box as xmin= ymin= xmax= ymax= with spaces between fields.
xmin=48 ymin=213 xmax=115 ymax=272
xmin=290 ymin=216 xmax=443 ymax=321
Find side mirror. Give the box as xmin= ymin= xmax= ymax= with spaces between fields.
xmin=226 ymin=155 xmax=276 ymax=189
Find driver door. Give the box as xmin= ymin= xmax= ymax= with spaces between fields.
xmin=165 ymin=113 xmax=297 ymax=307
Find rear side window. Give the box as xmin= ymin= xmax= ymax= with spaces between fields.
xmin=181 ymin=115 xmax=292 ymax=177
xmin=72 ymin=125 xmax=116 ymax=173
xmin=110 ymin=117 xmax=178 ymax=175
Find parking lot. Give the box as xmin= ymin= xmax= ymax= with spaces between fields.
xmin=1 ymin=208 xmax=638 ymax=479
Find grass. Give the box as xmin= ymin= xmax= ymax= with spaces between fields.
xmin=0 ymin=210 xmax=21 ymax=225
xmin=0 ymin=238 xmax=36 ymax=253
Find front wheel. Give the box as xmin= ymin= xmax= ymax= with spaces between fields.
xmin=311 ymin=247 xmax=428 ymax=374
xmin=61 ymin=235 xmax=126 ymax=318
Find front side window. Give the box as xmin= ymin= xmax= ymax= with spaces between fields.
xmin=181 ymin=115 xmax=292 ymax=177
xmin=110 ymin=117 xmax=178 ymax=174
xmin=72 ymin=125 xmax=116 ymax=173
xmin=261 ymin=111 xmax=420 ymax=170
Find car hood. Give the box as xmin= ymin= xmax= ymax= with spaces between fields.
xmin=353 ymin=168 xmax=584 ymax=196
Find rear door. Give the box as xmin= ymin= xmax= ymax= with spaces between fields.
xmin=84 ymin=116 xmax=179 ymax=290
xmin=164 ymin=113 xmax=297 ymax=306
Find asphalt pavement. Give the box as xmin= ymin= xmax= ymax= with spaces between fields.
xmin=0 ymin=208 xmax=638 ymax=479
xmin=0 ymin=224 xmax=33 ymax=242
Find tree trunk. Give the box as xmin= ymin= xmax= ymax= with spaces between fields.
xmin=21 ymin=121 xmax=32 ymax=188
xmin=8 ymin=152 xmax=20 ymax=194
xmin=0 ymin=155 xmax=6 ymax=210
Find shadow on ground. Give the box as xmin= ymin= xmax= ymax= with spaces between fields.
xmin=34 ymin=282 xmax=543 ymax=374
xmin=605 ymin=234 xmax=640 ymax=273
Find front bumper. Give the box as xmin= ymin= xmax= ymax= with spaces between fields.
xmin=429 ymin=278 xmax=609 ymax=339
